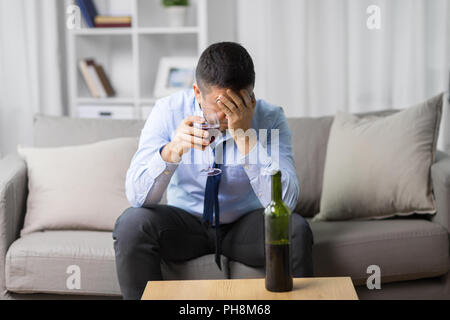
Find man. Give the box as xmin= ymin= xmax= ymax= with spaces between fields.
xmin=113 ymin=42 xmax=314 ymax=300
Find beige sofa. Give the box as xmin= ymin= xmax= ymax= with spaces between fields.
xmin=0 ymin=113 xmax=449 ymax=300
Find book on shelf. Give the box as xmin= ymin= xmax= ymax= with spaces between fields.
xmin=86 ymin=60 xmax=107 ymax=98
xmin=76 ymin=0 xmax=98 ymax=28
xmin=94 ymin=64 xmax=116 ymax=97
xmin=94 ymin=23 xmax=132 ymax=28
xmin=78 ymin=59 xmax=98 ymax=97
xmin=94 ymin=16 xmax=132 ymax=28
xmin=77 ymin=0 xmax=132 ymax=28
xmin=78 ymin=58 xmax=115 ymax=98
xmin=95 ymin=16 xmax=132 ymax=24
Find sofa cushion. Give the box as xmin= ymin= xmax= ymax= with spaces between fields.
xmin=5 ymin=231 xmax=227 ymax=296
xmin=228 ymin=219 xmax=449 ymax=285
xmin=6 ymin=231 xmax=120 ymax=295
xmin=312 ymin=219 xmax=449 ymax=285
xmin=33 ymin=114 xmax=145 ymax=148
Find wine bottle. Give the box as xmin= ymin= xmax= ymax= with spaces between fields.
xmin=264 ymin=170 xmax=293 ymax=292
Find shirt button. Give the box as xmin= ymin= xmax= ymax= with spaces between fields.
xmin=164 ymin=170 xmax=170 ymax=175
xmin=244 ymin=165 xmax=249 ymax=170
xmin=258 ymin=193 xmax=262 ymax=197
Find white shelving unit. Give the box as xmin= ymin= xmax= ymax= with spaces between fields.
xmin=65 ymin=0 xmax=208 ymax=120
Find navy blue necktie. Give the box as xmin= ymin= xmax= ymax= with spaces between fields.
xmin=203 ymin=141 xmax=226 ymax=270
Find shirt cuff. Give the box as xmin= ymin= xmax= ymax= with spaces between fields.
xmin=146 ymin=146 xmax=179 ymax=180
xmin=238 ymin=141 xmax=279 ymax=180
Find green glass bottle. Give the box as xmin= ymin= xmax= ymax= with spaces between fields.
xmin=264 ymin=170 xmax=293 ymax=292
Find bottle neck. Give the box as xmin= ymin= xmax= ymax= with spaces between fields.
xmin=271 ymin=171 xmax=282 ymax=203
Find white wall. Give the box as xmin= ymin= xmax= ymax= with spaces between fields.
xmin=237 ymin=0 xmax=450 ymax=151
xmin=0 ymin=0 xmax=67 ymax=159
xmin=207 ymin=0 xmax=237 ymax=43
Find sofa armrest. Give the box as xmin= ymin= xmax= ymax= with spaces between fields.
xmin=431 ymin=151 xmax=450 ymax=232
xmin=0 ymin=154 xmax=28 ymax=298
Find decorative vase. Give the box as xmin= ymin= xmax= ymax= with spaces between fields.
xmin=166 ymin=6 xmax=187 ymax=27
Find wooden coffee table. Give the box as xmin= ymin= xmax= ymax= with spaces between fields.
xmin=141 ymin=277 xmax=358 ymax=300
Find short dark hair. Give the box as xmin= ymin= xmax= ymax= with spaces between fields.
xmin=195 ymin=42 xmax=255 ymax=93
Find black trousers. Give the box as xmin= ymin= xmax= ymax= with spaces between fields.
xmin=113 ymin=204 xmax=314 ymax=300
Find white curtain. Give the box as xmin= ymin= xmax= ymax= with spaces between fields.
xmin=237 ymin=0 xmax=450 ymax=151
xmin=0 ymin=0 xmax=67 ymax=158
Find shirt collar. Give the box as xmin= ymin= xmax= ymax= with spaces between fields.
xmin=193 ymin=94 xmax=202 ymax=114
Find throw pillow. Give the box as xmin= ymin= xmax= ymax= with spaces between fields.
xmin=313 ymin=93 xmax=443 ymax=221
xmin=18 ymin=137 xmax=138 ymax=235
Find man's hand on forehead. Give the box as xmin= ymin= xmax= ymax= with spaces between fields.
xmin=216 ymin=89 xmax=254 ymax=105
xmin=216 ymin=89 xmax=256 ymax=129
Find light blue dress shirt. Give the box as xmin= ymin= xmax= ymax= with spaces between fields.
xmin=125 ymin=89 xmax=299 ymax=224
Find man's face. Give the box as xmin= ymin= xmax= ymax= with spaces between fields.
xmin=193 ymin=83 xmax=254 ymax=131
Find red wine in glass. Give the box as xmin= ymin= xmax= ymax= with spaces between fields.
xmin=195 ymin=123 xmax=220 ymax=131
xmin=194 ymin=112 xmax=222 ymax=176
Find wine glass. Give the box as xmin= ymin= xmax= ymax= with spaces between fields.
xmin=194 ymin=109 xmax=222 ymax=176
